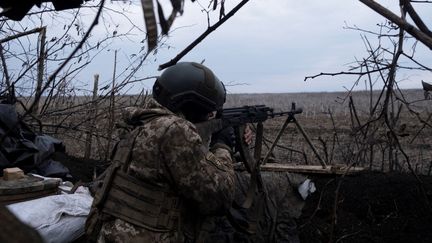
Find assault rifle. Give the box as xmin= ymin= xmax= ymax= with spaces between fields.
xmin=196 ymin=103 xmax=327 ymax=171
xmin=222 ymin=103 xmax=303 ymax=172
xmin=220 ymin=104 xmax=303 ymax=128
xmin=196 ymin=103 xmax=303 ymax=206
xmin=196 ymin=102 xmax=303 ymax=232
xmin=196 ymin=103 xmax=302 ymax=139
xmin=196 ymin=103 xmax=302 ymax=163
xmin=196 ymin=103 xmax=320 ymax=234
xmin=196 ymin=103 xmax=302 ymax=194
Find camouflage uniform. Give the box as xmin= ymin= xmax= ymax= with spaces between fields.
xmin=94 ymin=98 xmax=235 ymax=243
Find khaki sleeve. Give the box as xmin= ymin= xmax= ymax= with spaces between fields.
xmin=160 ymin=120 xmax=235 ymax=215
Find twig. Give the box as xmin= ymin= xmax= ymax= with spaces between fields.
xmin=359 ymin=0 xmax=432 ymax=49
xmin=0 ymin=28 xmax=44 ymax=44
xmin=158 ymin=0 xmax=249 ymax=70
xmin=0 ymin=0 xmax=106 ymax=145
xmin=335 ymin=231 xmax=363 ymax=243
xmin=304 ymin=68 xmax=388 ymax=81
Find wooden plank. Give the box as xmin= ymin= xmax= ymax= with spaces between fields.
xmin=259 ymin=164 xmax=365 ymax=175
xmin=0 ymin=176 xmax=60 ymax=194
xmin=234 ymin=163 xmax=365 ymax=175
xmin=0 ymin=188 xmax=59 ymax=205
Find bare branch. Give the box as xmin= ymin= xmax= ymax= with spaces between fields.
xmin=304 ymin=68 xmax=388 ymax=81
xmin=158 ymin=0 xmax=250 ymax=70
xmin=359 ymin=0 xmax=432 ymax=49
xmin=0 ymin=27 xmax=44 ymax=44
xmin=402 ymin=0 xmax=432 ymax=36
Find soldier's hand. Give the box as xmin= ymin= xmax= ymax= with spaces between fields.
xmin=211 ymin=126 xmax=235 ymax=150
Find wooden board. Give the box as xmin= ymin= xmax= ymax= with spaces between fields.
xmin=0 ymin=188 xmax=59 ymax=204
xmin=259 ymin=164 xmax=365 ymax=175
xmin=0 ymin=175 xmax=60 ymax=195
xmin=0 ymin=175 xmax=60 ymax=204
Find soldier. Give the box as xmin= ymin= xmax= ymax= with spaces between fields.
xmin=86 ymin=62 xmax=236 ymax=242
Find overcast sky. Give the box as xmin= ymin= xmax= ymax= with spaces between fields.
xmin=116 ymin=0 xmax=431 ymax=93
xmin=10 ymin=0 xmax=432 ymax=94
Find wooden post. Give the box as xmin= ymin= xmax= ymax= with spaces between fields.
xmin=106 ymin=50 xmax=117 ymax=160
xmin=0 ymin=45 xmax=11 ymax=97
xmin=84 ymin=74 xmax=99 ymax=159
xmin=33 ymin=27 xmax=46 ymax=115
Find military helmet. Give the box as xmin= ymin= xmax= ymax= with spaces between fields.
xmin=153 ymin=62 xmax=226 ymax=114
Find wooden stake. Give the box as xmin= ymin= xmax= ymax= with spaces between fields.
xmin=33 ymin=27 xmax=46 ymax=116
xmin=106 ymin=50 xmax=117 ymax=160
xmin=84 ymin=74 xmax=99 ymax=159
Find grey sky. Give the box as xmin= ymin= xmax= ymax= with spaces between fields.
xmin=6 ymin=0 xmax=432 ymax=94
xmin=99 ymin=0 xmax=431 ymax=94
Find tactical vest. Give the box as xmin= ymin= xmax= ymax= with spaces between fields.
xmin=86 ymin=118 xmax=182 ymax=240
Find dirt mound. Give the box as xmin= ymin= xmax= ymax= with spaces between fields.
xmin=299 ymin=172 xmax=432 ymax=243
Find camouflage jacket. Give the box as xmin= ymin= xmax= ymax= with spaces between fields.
xmin=97 ymin=98 xmax=235 ymax=243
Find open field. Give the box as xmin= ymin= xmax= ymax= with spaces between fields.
xmin=34 ymin=89 xmax=432 ymax=175
xmin=228 ymin=90 xmax=432 ymax=175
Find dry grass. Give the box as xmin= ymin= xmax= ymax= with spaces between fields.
xmin=29 ymin=89 xmax=432 ymax=175
xmin=226 ymin=90 xmax=432 ymax=174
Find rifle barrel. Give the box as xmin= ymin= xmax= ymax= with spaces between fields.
xmin=220 ymin=105 xmax=302 ymax=125
xmin=222 ymin=105 xmax=268 ymax=114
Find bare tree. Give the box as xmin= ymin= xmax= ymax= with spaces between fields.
xmin=0 ymin=0 xmax=248 ymax=159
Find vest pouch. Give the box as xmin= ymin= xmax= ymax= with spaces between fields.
xmin=102 ymin=170 xmax=182 ymax=232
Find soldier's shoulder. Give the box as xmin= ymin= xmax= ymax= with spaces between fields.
xmin=158 ymin=115 xmax=197 ymax=136
xmin=134 ymin=113 xmax=199 ymax=145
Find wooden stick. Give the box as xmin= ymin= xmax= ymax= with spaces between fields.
xmin=85 ymin=74 xmax=99 ymax=159
xmin=106 ymin=51 xmax=117 ymax=160
xmin=33 ymin=27 xmax=46 ymax=116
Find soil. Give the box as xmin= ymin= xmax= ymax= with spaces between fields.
xmin=58 ymin=153 xmax=432 ymax=243
xmin=298 ymin=172 xmax=432 ymax=243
